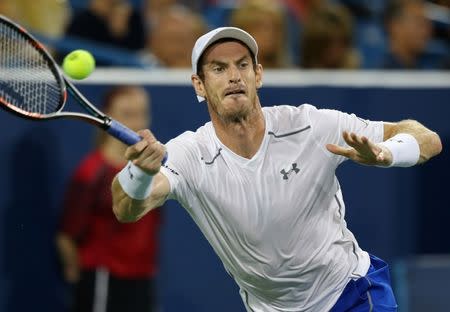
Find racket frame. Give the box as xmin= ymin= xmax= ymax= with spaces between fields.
xmin=0 ymin=14 xmax=120 ymax=131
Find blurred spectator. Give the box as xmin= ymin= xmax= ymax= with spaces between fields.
xmin=56 ymin=86 xmax=162 ymax=312
xmin=15 ymin=0 xmax=71 ymax=39
xmin=0 ymin=0 xmax=71 ymax=58
xmin=0 ymin=0 xmax=70 ymax=39
xmin=229 ymin=0 xmax=290 ymax=68
xmin=66 ymin=0 xmax=146 ymax=53
xmin=300 ymin=4 xmax=360 ymax=69
xmin=144 ymin=5 xmax=207 ymax=67
xmin=282 ymin=0 xmax=326 ymax=23
xmin=336 ymin=0 xmax=382 ymax=20
xmin=383 ymin=0 xmax=443 ymax=69
xmin=143 ymin=0 xmax=176 ymax=29
xmin=430 ymin=0 xmax=450 ymax=8
xmin=144 ymin=0 xmax=204 ymax=26
xmin=0 ymin=1 xmax=20 ymax=20
xmin=425 ymin=0 xmax=450 ymax=62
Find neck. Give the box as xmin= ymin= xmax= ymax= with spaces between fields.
xmin=211 ymin=104 xmax=265 ymax=159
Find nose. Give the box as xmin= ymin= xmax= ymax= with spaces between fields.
xmin=228 ymin=65 xmax=241 ymax=83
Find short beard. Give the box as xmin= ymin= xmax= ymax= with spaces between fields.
xmin=224 ymin=109 xmax=250 ymax=124
xmin=209 ymin=97 xmax=255 ymax=125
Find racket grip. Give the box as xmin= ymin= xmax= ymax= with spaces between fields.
xmin=107 ymin=120 xmax=168 ymax=164
xmin=107 ymin=119 xmax=141 ymax=145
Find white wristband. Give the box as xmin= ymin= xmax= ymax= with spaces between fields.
xmin=378 ymin=133 xmax=420 ymax=167
xmin=117 ymin=161 xmax=153 ymax=200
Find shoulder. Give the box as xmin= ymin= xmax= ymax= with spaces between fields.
xmin=168 ymin=122 xmax=211 ymax=149
xmin=263 ymin=104 xmax=319 ymax=119
xmin=166 ymin=122 xmax=218 ymax=163
xmin=162 ymin=123 xmax=219 ymax=188
xmin=263 ymin=104 xmax=318 ymax=134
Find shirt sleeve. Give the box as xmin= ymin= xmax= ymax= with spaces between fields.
xmin=306 ymin=105 xmax=384 ymax=166
xmin=159 ymin=132 xmax=198 ymax=203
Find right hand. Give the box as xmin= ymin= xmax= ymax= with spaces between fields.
xmin=125 ymin=129 xmax=166 ymax=175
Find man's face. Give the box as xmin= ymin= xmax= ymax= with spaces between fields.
xmin=392 ymin=3 xmax=432 ymax=53
xmin=192 ymin=41 xmax=263 ymax=122
xmin=108 ymin=89 xmax=150 ymax=132
xmin=151 ymin=15 xmax=199 ymax=67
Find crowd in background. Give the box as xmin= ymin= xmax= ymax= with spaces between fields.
xmin=0 ymin=0 xmax=448 ymax=69
xmin=0 ymin=1 xmax=448 ymax=312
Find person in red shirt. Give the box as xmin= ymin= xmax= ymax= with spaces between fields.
xmin=56 ymin=85 xmax=161 ymax=312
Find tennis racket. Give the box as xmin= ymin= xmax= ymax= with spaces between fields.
xmin=0 ymin=14 xmax=156 ymax=149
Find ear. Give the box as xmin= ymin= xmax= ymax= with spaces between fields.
xmin=255 ymin=64 xmax=263 ymax=89
xmin=191 ymin=74 xmax=206 ymax=99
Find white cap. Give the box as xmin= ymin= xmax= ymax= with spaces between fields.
xmin=191 ymin=27 xmax=259 ymax=102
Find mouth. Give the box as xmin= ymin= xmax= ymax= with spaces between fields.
xmin=224 ymin=87 xmax=246 ymax=97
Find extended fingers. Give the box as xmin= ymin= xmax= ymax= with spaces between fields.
xmin=326 ymin=143 xmax=354 ymax=158
xmin=343 ymin=131 xmax=367 ymax=148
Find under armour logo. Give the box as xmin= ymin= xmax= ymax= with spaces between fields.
xmin=280 ymin=163 xmax=300 ymax=180
xmin=127 ymin=164 xmax=134 ymax=179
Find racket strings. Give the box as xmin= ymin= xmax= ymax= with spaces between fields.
xmin=0 ymin=22 xmax=62 ymax=115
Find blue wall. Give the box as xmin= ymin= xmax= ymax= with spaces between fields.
xmin=0 ymin=81 xmax=449 ymax=311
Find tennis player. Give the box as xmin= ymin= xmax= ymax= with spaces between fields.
xmin=111 ymin=27 xmax=442 ymax=311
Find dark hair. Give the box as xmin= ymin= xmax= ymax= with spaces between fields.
xmin=196 ymin=38 xmax=257 ymax=80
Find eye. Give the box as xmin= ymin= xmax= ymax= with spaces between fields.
xmin=213 ymin=66 xmax=224 ymax=73
xmin=239 ymin=61 xmax=249 ymax=69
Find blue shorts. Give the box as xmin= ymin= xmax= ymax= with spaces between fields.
xmin=330 ymin=255 xmax=398 ymax=311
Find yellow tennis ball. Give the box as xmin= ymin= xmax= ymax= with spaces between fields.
xmin=62 ymin=50 xmax=95 ymax=80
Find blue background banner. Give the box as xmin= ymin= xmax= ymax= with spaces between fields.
xmin=0 ymin=72 xmax=449 ymax=311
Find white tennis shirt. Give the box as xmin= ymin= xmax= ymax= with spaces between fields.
xmin=160 ymin=104 xmax=384 ymax=311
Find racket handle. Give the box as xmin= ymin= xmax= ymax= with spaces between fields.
xmin=107 ymin=120 xmax=168 ymax=164
xmin=107 ymin=119 xmax=141 ymax=145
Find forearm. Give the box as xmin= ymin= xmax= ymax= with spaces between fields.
xmin=384 ymin=120 xmax=442 ymax=164
xmin=113 ymin=129 xmax=168 ymax=222
xmin=111 ymin=172 xmax=167 ymax=223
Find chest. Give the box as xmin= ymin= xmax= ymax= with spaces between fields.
xmin=194 ymin=134 xmax=336 ymax=230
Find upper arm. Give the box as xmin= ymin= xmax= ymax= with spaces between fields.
xmin=307 ymin=105 xmax=383 ymax=164
xmin=309 ymin=106 xmax=384 ymax=145
xmin=382 ymin=122 xmax=397 ymax=141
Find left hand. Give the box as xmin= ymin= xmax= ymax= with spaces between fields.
xmin=326 ymin=131 xmax=392 ymax=166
